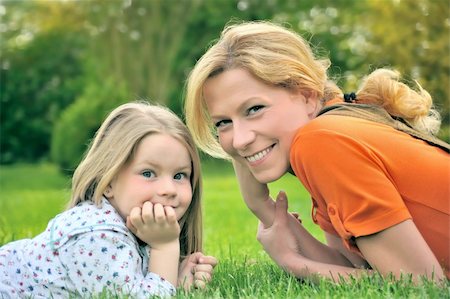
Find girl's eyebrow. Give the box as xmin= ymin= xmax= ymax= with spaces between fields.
xmin=138 ymin=160 xmax=191 ymax=172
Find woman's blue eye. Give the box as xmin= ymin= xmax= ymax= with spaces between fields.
xmin=174 ymin=173 xmax=188 ymax=180
xmin=248 ymin=105 xmax=264 ymax=115
xmin=214 ymin=119 xmax=231 ymax=128
xmin=142 ymin=170 xmax=155 ymax=178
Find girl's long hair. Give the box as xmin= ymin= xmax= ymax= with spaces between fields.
xmin=70 ymin=101 xmax=202 ymax=256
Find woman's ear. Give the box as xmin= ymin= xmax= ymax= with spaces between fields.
xmin=295 ymin=89 xmax=321 ymax=118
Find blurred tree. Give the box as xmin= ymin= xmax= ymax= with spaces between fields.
xmin=51 ymin=77 xmax=129 ymax=173
xmin=79 ymin=0 xmax=201 ymax=105
xmin=362 ymin=0 xmax=449 ymax=126
xmin=0 ymin=1 xmax=86 ymax=164
xmin=1 ymin=0 xmax=448 ymax=166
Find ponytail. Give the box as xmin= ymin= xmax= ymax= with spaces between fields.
xmin=356 ymin=69 xmax=441 ymax=135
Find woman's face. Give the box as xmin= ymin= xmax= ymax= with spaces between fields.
xmin=203 ymin=68 xmax=318 ymax=183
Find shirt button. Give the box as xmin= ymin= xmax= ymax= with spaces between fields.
xmin=328 ymin=207 xmax=336 ymax=215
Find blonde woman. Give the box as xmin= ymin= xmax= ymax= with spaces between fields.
xmin=0 ymin=102 xmax=217 ymax=297
xmin=184 ymin=21 xmax=449 ymax=283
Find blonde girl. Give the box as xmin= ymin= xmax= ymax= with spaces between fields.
xmin=0 ymin=102 xmax=217 ymax=298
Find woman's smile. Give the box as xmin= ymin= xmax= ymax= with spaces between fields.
xmin=245 ymin=144 xmax=275 ymax=164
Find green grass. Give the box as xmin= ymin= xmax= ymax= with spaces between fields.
xmin=0 ymin=161 xmax=448 ymax=298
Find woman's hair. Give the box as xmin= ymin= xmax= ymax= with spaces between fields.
xmin=184 ymin=21 xmax=441 ymax=159
xmin=356 ymin=69 xmax=441 ymax=135
xmin=69 ymin=101 xmax=202 ymax=256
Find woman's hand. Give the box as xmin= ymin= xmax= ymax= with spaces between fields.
xmin=232 ymin=160 xmax=275 ymax=227
xmin=256 ymin=191 xmax=299 ymax=268
xmin=178 ymin=252 xmax=218 ymax=290
xmin=126 ymin=201 xmax=180 ymax=248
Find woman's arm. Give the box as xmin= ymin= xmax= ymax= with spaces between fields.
xmin=258 ymin=193 xmax=444 ymax=283
xmin=233 ymin=161 xmax=356 ymax=267
xmin=233 ymin=160 xmax=273 ymax=225
xmin=325 ymin=233 xmax=369 ymax=269
xmin=356 ymin=219 xmax=445 ymax=281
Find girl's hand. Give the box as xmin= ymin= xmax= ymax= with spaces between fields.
xmin=178 ymin=252 xmax=218 ymax=290
xmin=126 ymin=201 xmax=180 ymax=248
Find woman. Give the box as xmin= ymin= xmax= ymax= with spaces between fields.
xmin=184 ymin=21 xmax=449 ymax=283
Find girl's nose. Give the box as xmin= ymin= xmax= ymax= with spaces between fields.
xmin=156 ymin=177 xmax=177 ymax=198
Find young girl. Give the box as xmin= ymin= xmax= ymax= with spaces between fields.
xmin=0 ymin=102 xmax=217 ymax=298
xmin=184 ymin=21 xmax=449 ymax=283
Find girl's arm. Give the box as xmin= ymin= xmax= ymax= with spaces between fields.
xmin=127 ymin=202 xmax=180 ymax=287
xmin=233 ymin=161 xmax=356 ymax=267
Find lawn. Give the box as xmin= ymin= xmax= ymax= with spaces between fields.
xmin=0 ymin=161 xmax=448 ymax=298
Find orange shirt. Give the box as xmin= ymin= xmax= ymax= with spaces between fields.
xmin=290 ymin=106 xmax=450 ymax=278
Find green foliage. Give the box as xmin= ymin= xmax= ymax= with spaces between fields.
xmin=50 ymin=78 xmax=130 ymax=173
xmin=361 ymin=0 xmax=450 ymax=123
xmin=2 ymin=0 xmax=449 ymax=165
xmin=0 ymin=29 xmax=86 ymax=164
xmin=438 ymin=125 xmax=450 ymax=143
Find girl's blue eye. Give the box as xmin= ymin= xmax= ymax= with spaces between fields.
xmin=174 ymin=172 xmax=188 ymax=180
xmin=142 ymin=170 xmax=155 ymax=178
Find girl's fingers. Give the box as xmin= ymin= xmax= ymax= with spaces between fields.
xmin=164 ymin=206 xmax=177 ymax=224
xmin=194 ymin=271 xmax=211 ymax=282
xmin=129 ymin=206 xmax=143 ymax=228
xmin=141 ymin=201 xmax=154 ymax=223
xmin=126 ymin=216 xmax=137 ymax=234
xmin=153 ymin=203 xmax=165 ymax=223
xmin=198 ymin=255 xmax=218 ymax=267
xmin=194 ymin=279 xmax=206 ymax=289
xmin=194 ymin=264 xmax=213 ymax=274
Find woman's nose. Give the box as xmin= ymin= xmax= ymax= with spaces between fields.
xmin=232 ymin=122 xmax=256 ymax=151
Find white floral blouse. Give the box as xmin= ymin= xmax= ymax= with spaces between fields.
xmin=0 ymin=198 xmax=176 ymax=298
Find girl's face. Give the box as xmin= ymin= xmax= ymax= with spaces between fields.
xmin=203 ymin=68 xmax=318 ymax=183
xmin=108 ymin=133 xmax=193 ymax=221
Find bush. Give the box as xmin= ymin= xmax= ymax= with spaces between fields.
xmin=51 ymin=78 xmax=129 ymax=173
xmin=0 ymin=29 xmax=85 ymax=164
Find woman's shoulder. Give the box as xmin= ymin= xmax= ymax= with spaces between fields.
xmin=294 ymin=111 xmax=413 ymax=147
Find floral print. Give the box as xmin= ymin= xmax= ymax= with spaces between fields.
xmin=0 ymin=198 xmax=176 ymax=298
